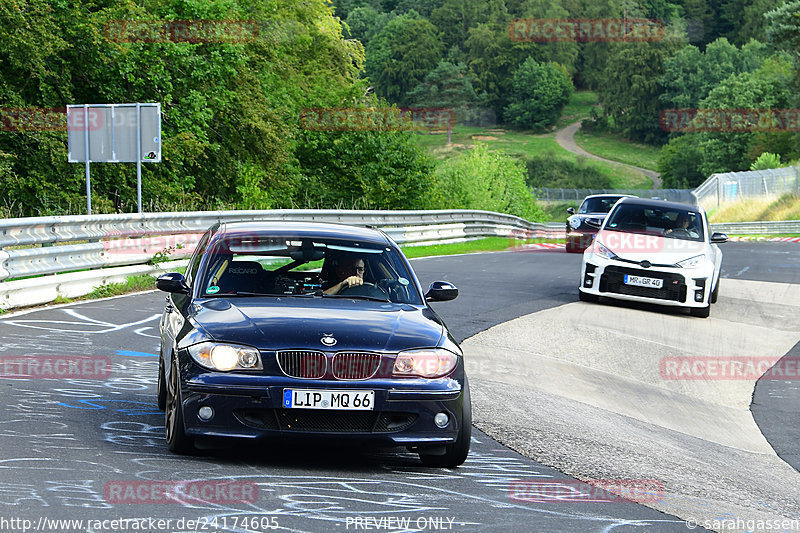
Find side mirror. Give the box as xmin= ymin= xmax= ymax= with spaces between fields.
xmin=710 ymin=232 xmax=728 ymax=244
xmin=425 ymin=281 xmax=458 ymax=302
xmin=156 ymin=272 xmax=190 ymax=294
xmin=585 ymin=217 xmax=602 ymax=228
xmin=567 ymin=207 xmax=576 ymax=215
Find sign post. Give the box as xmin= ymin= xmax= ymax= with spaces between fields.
xmin=67 ymin=103 xmax=161 ymax=214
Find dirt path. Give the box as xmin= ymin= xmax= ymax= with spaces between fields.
xmin=555 ymin=120 xmax=662 ymax=189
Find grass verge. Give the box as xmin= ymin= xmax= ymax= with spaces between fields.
xmin=554 ymin=91 xmax=600 ymax=130
xmin=573 ymin=129 xmax=661 ymax=171
xmin=88 ymin=274 xmax=160 ymax=299
xmin=416 ymin=129 xmax=652 ymax=189
xmin=708 ymin=194 xmax=800 ymax=222
xmin=401 ymin=236 xmax=564 ymax=259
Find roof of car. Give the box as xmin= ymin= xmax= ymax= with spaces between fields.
xmin=616 ymin=197 xmax=702 ymax=212
xmin=583 ymin=194 xmax=637 ymax=200
xmin=214 ymin=221 xmax=391 ymax=245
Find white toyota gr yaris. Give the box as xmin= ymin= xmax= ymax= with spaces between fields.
xmin=578 ymin=198 xmax=728 ymax=318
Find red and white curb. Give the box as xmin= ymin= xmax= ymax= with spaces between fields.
xmin=515 ymin=242 xmax=566 ymax=251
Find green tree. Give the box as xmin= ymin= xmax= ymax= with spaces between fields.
xmin=514 ymin=0 xmax=579 ymax=73
xmin=765 ymin=0 xmax=800 ymax=51
xmin=365 ymin=12 xmax=444 ymax=104
xmin=429 ymin=0 xmax=488 ymax=53
xmin=428 ymin=144 xmax=546 ymax=221
xmin=696 ymin=56 xmax=793 ymax=175
xmin=740 ymin=0 xmax=785 ymax=44
xmin=344 ymin=6 xmax=393 ymax=45
xmin=750 ymin=152 xmax=783 ymax=170
xmin=464 ymin=19 xmax=523 ymax=120
xmin=657 ymin=135 xmax=705 ymax=188
xmin=505 ymin=58 xmax=573 ymax=131
xmin=295 ymin=127 xmax=435 ymax=209
xmin=406 ymin=60 xmax=489 ymax=126
xmin=391 ymin=0 xmax=440 ymax=17
xmin=659 ymin=38 xmax=767 ymax=109
xmin=598 ymin=38 xmax=683 ymax=143
xmin=1 ymin=0 xmax=436 ymax=215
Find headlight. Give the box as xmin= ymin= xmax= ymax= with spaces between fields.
xmin=393 ymin=348 xmax=458 ymax=378
xmin=568 ymin=216 xmax=582 ymax=230
xmin=676 ymin=255 xmax=704 ymax=269
xmin=593 ymin=242 xmax=616 ymax=260
xmin=187 ymin=342 xmax=263 ymax=371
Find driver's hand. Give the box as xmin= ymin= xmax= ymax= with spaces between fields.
xmin=343 ymin=275 xmax=363 ymax=288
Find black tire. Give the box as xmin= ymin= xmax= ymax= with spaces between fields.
xmin=565 ymin=239 xmax=577 ymax=253
xmin=165 ymin=358 xmax=194 ymax=454
xmin=690 ymin=305 xmax=710 ymax=318
xmin=578 ymin=290 xmax=598 ymax=303
xmin=419 ymin=378 xmax=472 ymax=468
xmin=157 ymin=356 xmax=167 ymax=411
xmin=710 ymin=279 xmax=719 ymax=304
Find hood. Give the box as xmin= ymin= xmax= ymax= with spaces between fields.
xmin=189 ymin=297 xmax=445 ymax=352
xmin=595 ymin=230 xmax=708 ymax=265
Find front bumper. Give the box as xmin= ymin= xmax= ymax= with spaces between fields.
xmin=177 ymin=368 xmax=466 ymax=447
xmin=565 ymin=231 xmax=595 ymax=251
xmin=579 ymin=255 xmax=713 ymax=308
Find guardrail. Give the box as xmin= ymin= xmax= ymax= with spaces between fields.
xmin=0 ymin=209 xmax=795 ymax=313
xmin=0 ymin=209 xmax=563 ymax=311
xmin=709 ymin=220 xmax=800 ymax=235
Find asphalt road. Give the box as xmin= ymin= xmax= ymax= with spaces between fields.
xmin=0 ymin=241 xmax=794 ymax=533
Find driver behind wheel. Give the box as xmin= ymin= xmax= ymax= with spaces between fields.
xmin=665 ymin=213 xmax=699 ymax=238
xmin=323 ymin=255 xmax=365 ymax=295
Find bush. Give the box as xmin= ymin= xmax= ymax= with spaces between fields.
xmin=524 ymin=151 xmax=611 ymax=189
xmin=427 ymin=144 xmax=546 ymax=221
xmin=657 ymin=135 xmax=705 ymax=188
xmin=750 ymin=152 xmax=783 ymax=170
xmin=504 ymin=58 xmax=573 ymax=131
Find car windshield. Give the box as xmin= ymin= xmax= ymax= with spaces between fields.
xmin=197 ymin=234 xmax=422 ymax=305
xmin=578 ymin=196 xmax=625 ymax=214
xmin=604 ymin=204 xmax=704 ymax=241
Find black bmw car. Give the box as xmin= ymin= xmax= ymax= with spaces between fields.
xmin=156 ymin=221 xmax=470 ymax=467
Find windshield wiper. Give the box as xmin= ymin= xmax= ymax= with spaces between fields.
xmin=232 ymin=291 xmax=327 ymax=298
xmin=210 ymin=291 xmax=286 ymax=297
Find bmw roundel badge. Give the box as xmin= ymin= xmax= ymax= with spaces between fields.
xmin=321 ymin=334 xmax=337 ymax=347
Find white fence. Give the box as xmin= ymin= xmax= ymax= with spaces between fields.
xmin=533 ymin=188 xmax=696 ymax=205
xmin=694 ymin=167 xmax=800 ymax=209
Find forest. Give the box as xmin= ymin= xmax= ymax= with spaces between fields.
xmin=1 ymin=0 xmax=798 ymax=219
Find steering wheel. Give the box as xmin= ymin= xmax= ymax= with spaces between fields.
xmin=338 ymin=282 xmax=390 ymax=299
xmin=667 ymin=228 xmax=690 ymax=237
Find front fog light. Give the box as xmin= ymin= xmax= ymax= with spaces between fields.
xmin=434 ymin=412 xmax=449 ymax=428
xmin=198 ymin=406 xmax=214 ymax=421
